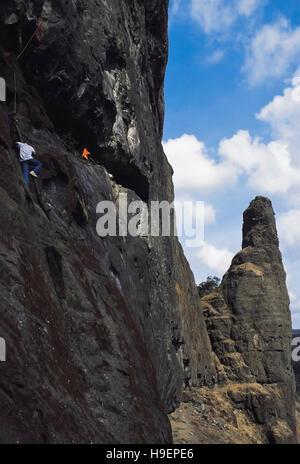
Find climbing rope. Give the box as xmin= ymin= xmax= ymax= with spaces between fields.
xmin=12 ymin=71 xmax=23 ymax=140
xmin=13 ymin=71 xmax=17 ymax=114
xmin=14 ymin=116 xmax=22 ymax=141
xmin=16 ymin=22 xmax=43 ymax=61
xmin=13 ymin=21 xmax=43 ymax=139
xmin=7 ymin=21 xmax=45 ymax=192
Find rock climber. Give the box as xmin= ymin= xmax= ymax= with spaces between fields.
xmin=16 ymin=141 xmax=43 ymax=185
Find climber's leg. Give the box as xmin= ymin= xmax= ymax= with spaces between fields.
xmin=21 ymin=161 xmax=30 ymax=185
xmin=29 ymin=158 xmax=43 ymax=174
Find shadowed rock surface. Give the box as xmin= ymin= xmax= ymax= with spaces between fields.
xmin=0 ymin=0 xmax=217 ymax=444
xmin=0 ymin=2 xmax=296 ymax=445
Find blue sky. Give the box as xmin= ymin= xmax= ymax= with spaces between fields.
xmin=163 ymin=0 xmax=300 ymax=328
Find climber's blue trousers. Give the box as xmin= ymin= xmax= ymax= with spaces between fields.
xmin=21 ymin=158 xmax=43 ymax=185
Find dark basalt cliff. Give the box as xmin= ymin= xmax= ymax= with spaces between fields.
xmin=0 ymin=2 xmax=296 ymax=445
xmin=202 ymin=197 xmax=296 ymax=443
xmin=0 ymin=0 xmax=215 ymax=444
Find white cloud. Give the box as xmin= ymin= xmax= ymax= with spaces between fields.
xmin=244 ymin=18 xmax=300 ymax=85
xmin=290 ymin=290 xmax=300 ymax=326
xmin=204 ymin=203 xmax=216 ymax=224
xmin=292 ymin=313 xmax=300 ymax=329
xmin=197 ymin=241 xmax=234 ymax=275
xmin=163 ymin=134 xmax=237 ymax=192
xmin=278 ymin=210 xmax=300 ymax=247
xmin=238 ymin=0 xmax=263 ymax=16
xmin=285 ymin=270 xmax=300 ymax=327
xmin=219 ymin=130 xmax=300 ymax=194
xmin=164 ymin=76 xmax=300 ymax=323
xmin=164 ymin=128 xmax=300 ymax=198
xmin=174 ymin=194 xmax=216 ymax=224
xmin=190 ymin=0 xmax=263 ymax=34
xmin=256 ymin=74 xmax=300 ymax=157
xmin=205 ymin=49 xmax=225 ymax=65
xmin=288 ymin=282 xmax=300 ymax=327
xmin=190 ymin=0 xmax=234 ymax=34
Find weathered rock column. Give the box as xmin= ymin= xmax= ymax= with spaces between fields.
xmin=202 ymin=197 xmax=296 ymax=443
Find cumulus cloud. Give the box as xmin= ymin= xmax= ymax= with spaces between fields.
xmin=204 ymin=203 xmax=216 ymax=224
xmin=163 ymin=134 xmax=237 ymax=192
xmin=197 ymin=241 xmax=234 ymax=275
xmin=164 ymin=75 xmax=300 ymax=197
xmin=243 ymin=18 xmax=300 ymax=85
xmin=219 ymin=130 xmax=300 ymax=194
xmin=190 ymin=0 xmax=234 ymax=34
xmin=190 ymin=0 xmax=263 ymax=34
xmin=164 ymin=78 xmax=300 ymax=304
xmin=256 ymin=74 xmax=300 ymax=156
xmin=164 ymin=76 xmax=300 ymax=319
xmin=174 ymin=192 xmax=216 ymax=224
xmin=278 ymin=210 xmax=300 ymax=247
xmin=164 ymin=129 xmax=300 ymax=197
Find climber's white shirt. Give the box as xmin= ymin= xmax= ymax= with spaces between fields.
xmin=17 ymin=142 xmax=35 ymax=161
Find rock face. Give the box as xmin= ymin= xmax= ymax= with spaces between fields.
xmin=0 ymin=2 xmax=296 ymax=445
xmin=202 ymin=197 xmax=296 ymax=443
xmin=0 ymin=0 xmax=216 ymax=444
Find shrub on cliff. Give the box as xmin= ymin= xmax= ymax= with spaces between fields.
xmin=197 ymin=276 xmax=220 ymax=298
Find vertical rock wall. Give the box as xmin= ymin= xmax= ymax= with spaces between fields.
xmin=0 ymin=2 xmax=296 ymax=445
xmin=0 ymin=0 xmax=216 ymax=443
